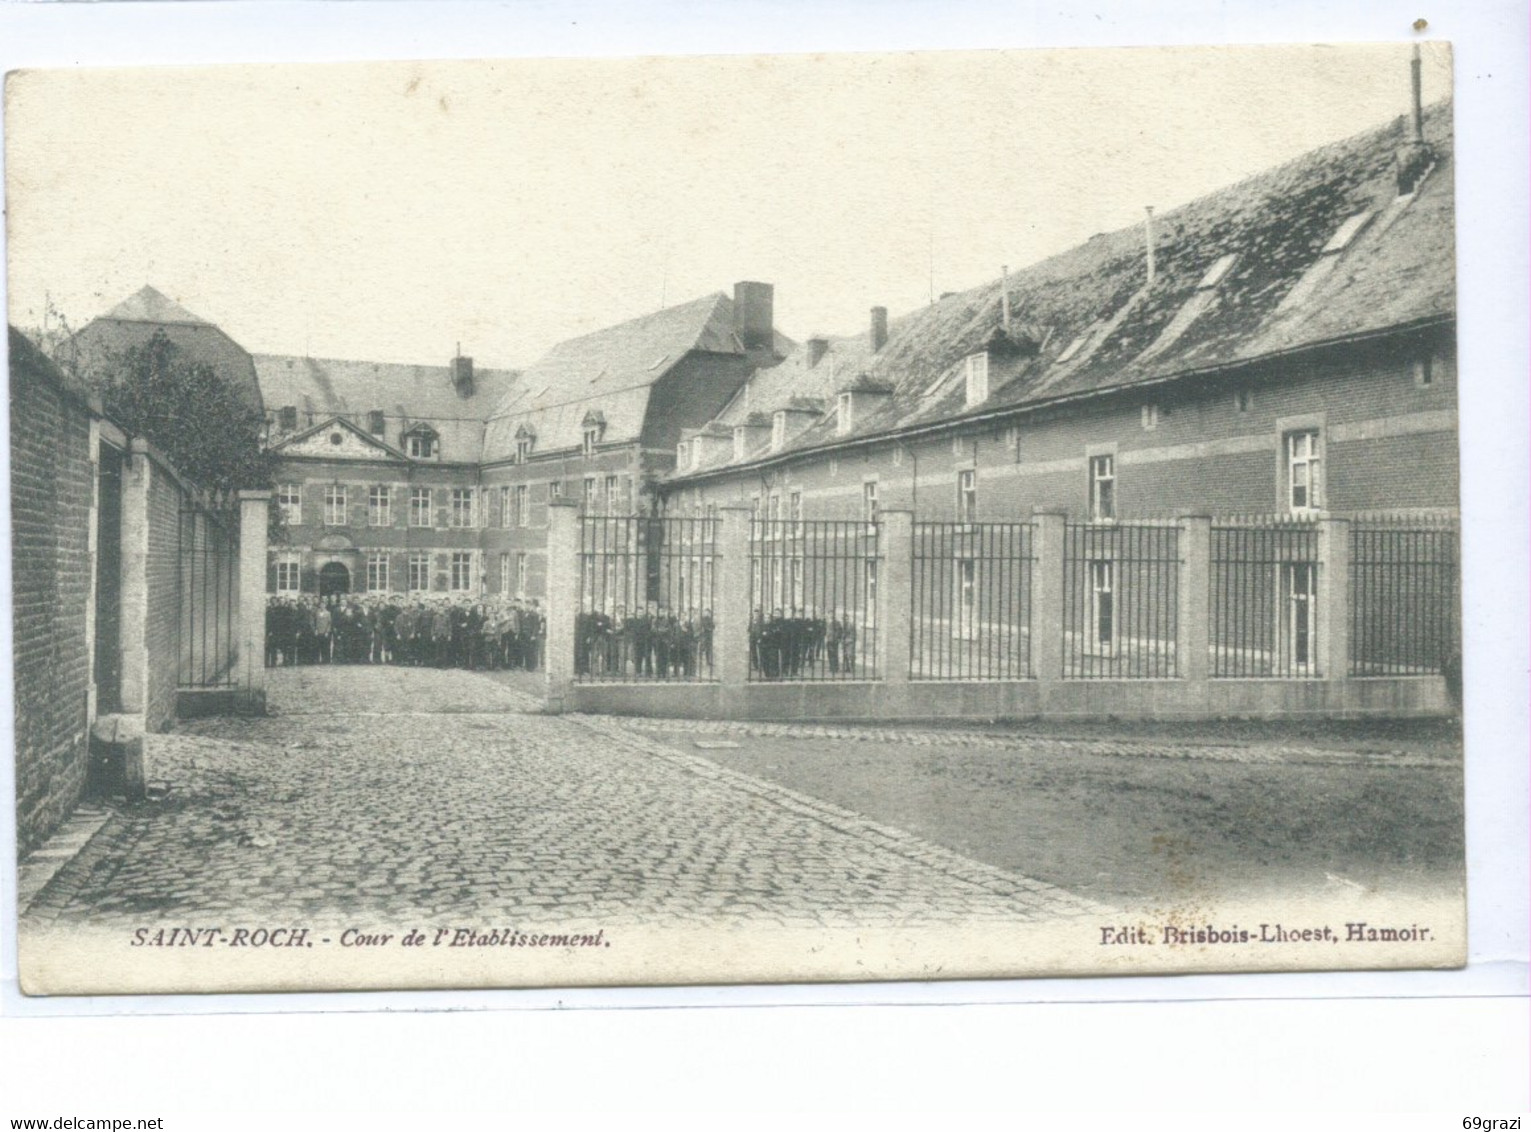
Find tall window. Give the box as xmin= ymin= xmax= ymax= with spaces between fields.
xmin=516 ymin=553 xmax=529 ymax=597
xmin=274 ymin=557 xmax=301 ymax=594
xmin=498 ymin=486 xmax=510 ymax=528
xmin=1285 ymin=562 xmax=1317 ymax=672
xmin=405 ymin=428 xmax=438 ymax=459
xmin=368 ymin=486 xmax=391 ymax=527
xmin=1090 ymin=560 xmax=1115 ymax=653
xmin=955 ymin=558 xmax=977 ymax=639
xmin=583 ymin=426 xmax=600 ymax=458
xmin=499 ymin=553 xmax=511 ymax=595
xmin=862 ymin=480 xmax=879 ymax=531
xmin=410 ymin=487 xmax=433 ymax=528
xmin=323 ymin=485 xmax=347 ymax=526
xmin=1089 ymin=455 xmax=1116 ymax=521
xmin=407 ymin=552 xmax=430 ymax=592
xmin=450 ymin=552 xmax=473 ymax=592
xmin=605 ymin=475 xmax=620 ymax=513
xmin=277 ymin=484 xmax=302 ymax=526
xmin=515 ymin=484 xmax=529 ymax=528
xmin=515 ymin=435 xmax=532 ymax=464
xmin=549 ymin=480 xmax=563 ymax=502
xmin=366 ymin=552 xmax=389 ymax=592
xmin=789 ymin=490 xmax=803 ymax=537
xmin=965 ymin=352 xmax=990 ymax=406
xmin=1286 ymin=429 xmax=1321 ymax=513
xmin=957 ymin=469 xmax=977 ymax=525
xmin=582 ymin=477 xmax=597 ymax=512
xmin=450 ymin=487 xmax=475 ymax=528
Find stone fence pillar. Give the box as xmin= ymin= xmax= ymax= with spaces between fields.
xmin=878 ymin=510 xmax=912 ymax=685
xmin=1318 ymin=517 xmax=1351 ymax=682
xmin=543 ymin=501 xmax=581 ymax=712
xmin=237 ymin=490 xmax=271 ymax=714
xmin=1177 ymin=515 xmax=1212 ymax=684
xmin=1030 ymin=511 xmax=1067 ymax=682
xmin=714 ymin=507 xmax=753 ymax=687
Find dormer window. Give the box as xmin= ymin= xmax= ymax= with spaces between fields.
xmin=278 ymin=405 xmax=298 ymax=431
xmin=514 ymin=424 xmax=535 ymax=464
xmin=367 ymin=409 xmax=386 ymax=435
xmin=837 ymin=392 xmax=853 ymax=436
xmin=733 ymin=427 xmax=747 ymax=462
xmin=676 ymin=442 xmax=689 ymax=468
xmin=404 ymin=426 xmax=439 ymax=460
xmin=580 ymin=410 xmax=606 ymax=459
xmin=964 ymin=352 xmax=990 ymax=407
xmin=771 ymin=411 xmax=787 ymax=451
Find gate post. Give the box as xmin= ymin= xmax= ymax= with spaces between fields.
xmin=543 ymin=501 xmax=581 ymax=712
xmin=714 ymin=507 xmax=753 ymax=687
xmin=238 ymin=490 xmax=271 ymax=714
xmin=1030 ymin=511 xmax=1067 ymax=682
xmin=1317 ymin=517 xmax=1351 ymax=682
xmin=1178 ymin=515 xmax=1212 ymax=684
xmin=878 ymin=510 xmax=913 ymax=685
xmin=117 ymin=438 xmax=152 ymax=718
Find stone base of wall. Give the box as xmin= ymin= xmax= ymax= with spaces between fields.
xmin=563 ymin=675 xmax=1451 ymax=723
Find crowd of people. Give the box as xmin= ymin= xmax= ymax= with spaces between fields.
xmin=265 ymin=594 xmax=544 ymax=671
xmin=749 ymin=608 xmax=861 ymax=678
xmin=575 ymin=605 xmax=714 ymax=679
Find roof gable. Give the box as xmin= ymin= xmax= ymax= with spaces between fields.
xmin=271 ymin=415 xmax=408 ymax=462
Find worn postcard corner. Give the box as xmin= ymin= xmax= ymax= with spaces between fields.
xmin=8 ymin=43 xmax=1464 ymax=996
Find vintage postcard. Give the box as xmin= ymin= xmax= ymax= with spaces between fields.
xmin=6 ymin=43 xmax=1465 ymax=995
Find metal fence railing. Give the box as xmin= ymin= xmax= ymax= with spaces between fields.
xmin=1350 ymin=517 xmax=1459 ymax=676
xmin=576 ymin=514 xmax=717 ymax=682
xmin=749 ymin=518 xmax=879 ymax=681
xmin=178 ymin=490 xmax=241 ymax=688
xmin=1211 ymin=517 xmax=1321 ymax=678
xmin=1063 ymin=522 xmax=1179 ymax=679
xmin=911 ymin=522 xmax=1033 ymax=680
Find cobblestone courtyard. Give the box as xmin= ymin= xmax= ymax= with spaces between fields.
xmin=23 ymin=666 xmax=1112 ymax=932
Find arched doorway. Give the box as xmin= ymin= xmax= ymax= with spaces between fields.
xmin=319 ymin=561 xmax=351 ymax=599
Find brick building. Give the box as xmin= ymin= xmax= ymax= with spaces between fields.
xmin=660 ymin=102 xmax=1457 ymax=538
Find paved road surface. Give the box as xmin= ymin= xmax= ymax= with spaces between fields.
xmin=23 ymin=666 xmax=1107 ymax=931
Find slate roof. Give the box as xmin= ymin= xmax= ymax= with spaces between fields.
xmin=675 ymin=101 xmax=1455 ymax=478
xmin=482 ymin=291 xmax=789 ymax=460
xmin=254 ymin=354 xmax=518 ymax=463
xmin=63 ymin=286 xmax=264 ymax=413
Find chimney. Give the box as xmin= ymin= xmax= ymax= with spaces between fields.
xmin=1000 ymin=266 xmax=1012 ymax=333
xmin=733 ymin=281 xmax=774 ymax=352
xmin=870 ymin=306 xmax=889 ymax=353
xmin=450 ymin=351 xmax=474 ymax=397
xmin=1144 ymin=207 xmax=1157 ymax=288
xmin=806 ymin=337 xmax=829 ymax=368
xmin=1395 ymin=44 xmax=1434 ymax=196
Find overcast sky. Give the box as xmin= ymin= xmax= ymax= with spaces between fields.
xmin=5 ymin=43 xmax=1449 ymax=369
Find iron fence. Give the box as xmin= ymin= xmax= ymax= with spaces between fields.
xmin=1063 ymin=522 xmax=1179 ymax=678
xmin=575 ymin=514 xmax=717 ymax=682
xmin=1350 ymin=517 xmax=1459 ymax=676
xmin=1210 ymin=518 xmax=1321 ymax=678
xmin=178 ymin=491 xmax=241 ymax=688
xmin=911 ymin=522 xmax=1033 ymax=680
xmin=749 ymin=518 xmax=879 ymax=681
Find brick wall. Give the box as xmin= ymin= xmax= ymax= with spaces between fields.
xmin=10 ymin=330 xmax=95 ymax=856
xmin=144 ymin=462 xmax=183 ymax=731
xmin=663 ymin=333 xmax=1459 ymax=524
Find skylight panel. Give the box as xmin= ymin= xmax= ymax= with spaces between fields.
xmin=1197 ymin=252 xmax=1239 ymax=290
xmin=1322 ymin=211 xmax=1374 ymax=254
xmin=1057 ymin=334 xmax=1089 ymax=364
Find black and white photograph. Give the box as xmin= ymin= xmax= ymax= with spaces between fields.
xmin=7 ymin=41 xmax=1472 ymax=995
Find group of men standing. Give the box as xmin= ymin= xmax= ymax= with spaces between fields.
xmin=575 ymin=604 xmax=714 ymax=680
xmin=265 ymin=594 xmax=544 ymax=671
xmin=750 ymin=607 xmax=861 ymax=679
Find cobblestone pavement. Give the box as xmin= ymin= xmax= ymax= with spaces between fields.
xmin=23 ymin=666 xmax=1109 ymax=931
